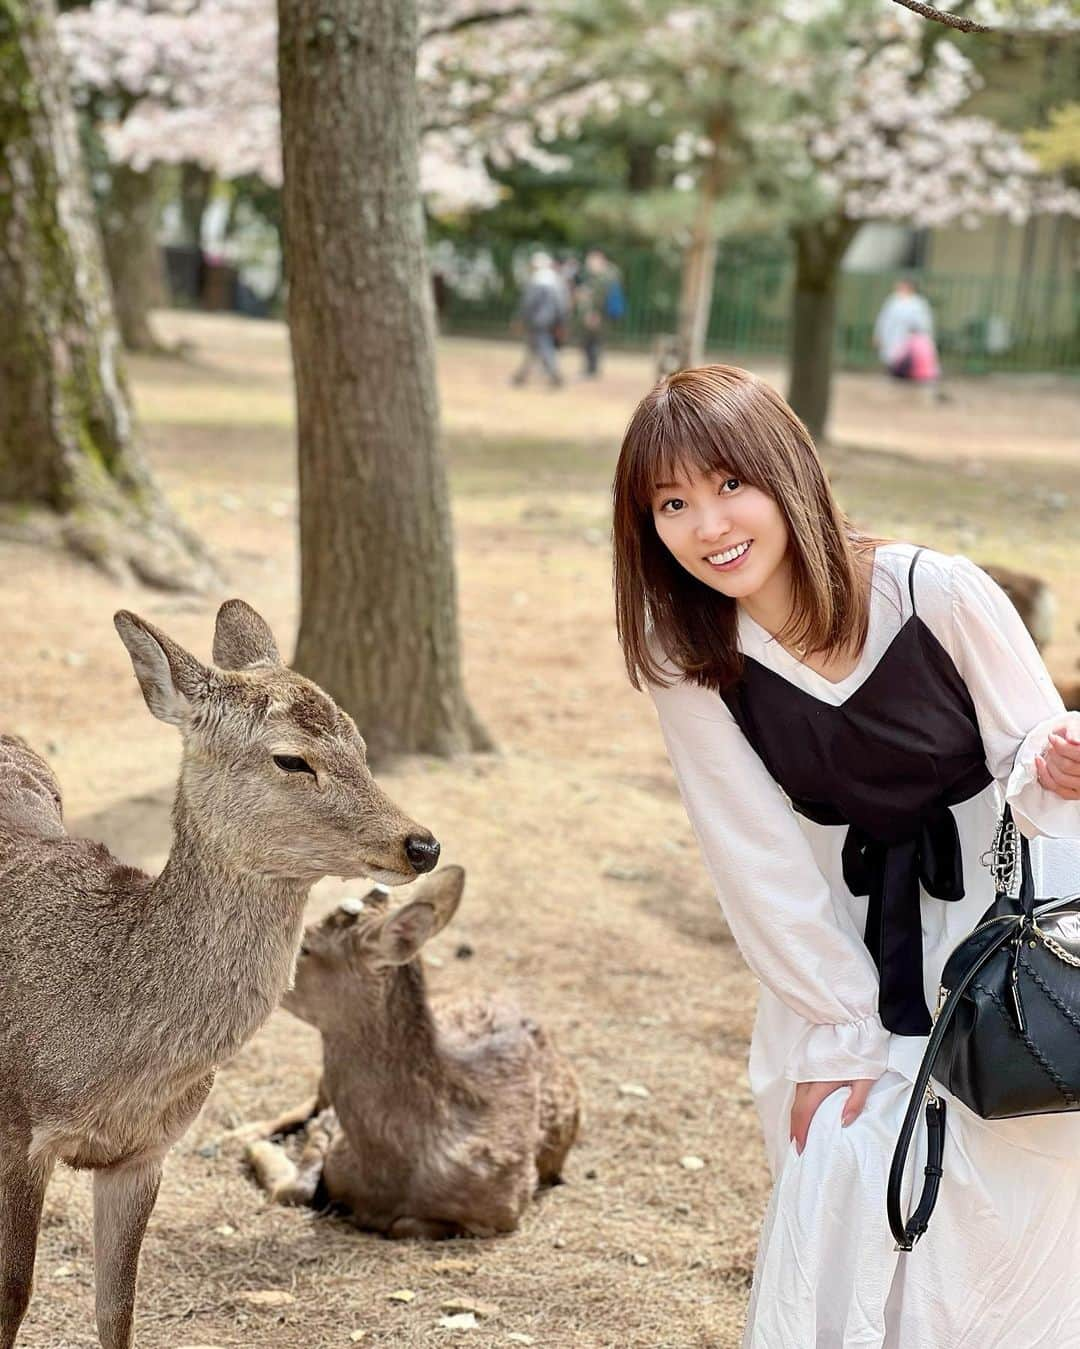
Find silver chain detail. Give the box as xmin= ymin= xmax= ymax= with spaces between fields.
xmin=1032 ymin=926 xmax=1080 ymax=969
xmin=980 ymin=810 xmax=1019 ymax=896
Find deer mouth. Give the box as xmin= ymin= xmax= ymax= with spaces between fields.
xmin=351 ymin=862 xmax=414 ymax=886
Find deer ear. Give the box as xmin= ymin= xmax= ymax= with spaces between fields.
xmin=114 ymin=611 xmax=212 ymax=727
xmin=212 ymin=599 xmax=281 ymax=670
xmin=374 ymin=867 xmax=464 ymax=965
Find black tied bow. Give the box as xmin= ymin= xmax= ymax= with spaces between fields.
xmin=842 ymin=807 xmax=967 ymax=1035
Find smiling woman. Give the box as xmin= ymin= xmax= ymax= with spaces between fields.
xmin=613 ymin=364 xmax=880 ymax=697
xmin=612 ymin=365 xmax=1080 ymax=1349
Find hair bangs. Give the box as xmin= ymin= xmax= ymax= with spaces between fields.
xmin=623 ymin=385 xmax=766 ymax=516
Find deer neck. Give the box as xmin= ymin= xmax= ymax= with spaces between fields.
xmin=325 ymin=963 xmax=464 ymax=1134
xmin=144 ymin=796 xmax=310 ymax=1064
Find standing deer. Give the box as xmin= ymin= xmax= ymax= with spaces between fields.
xmin=0 ymin=601 xmax=439 ymax=1349
xmin=244 ymin=865 xmax=580 ymax=1239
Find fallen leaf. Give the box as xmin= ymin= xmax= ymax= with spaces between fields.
xmin=632 ymin=1253 xmax=650 ymax=1266
xmin=238 ymin=1290 xmax=296 ymax=1308
xmin=618 ymin=1083 xmax=650 ymax=1098
xmin=348 ymin=1333 xmax=368 ymax=1344
xmin=439 ymin=1312 xmax=478 ymax=1330
xmin=441 ymin=1296 xmax=501 ymax=1319
xmin=388 ymin=1289 xmax=416 ymax=1304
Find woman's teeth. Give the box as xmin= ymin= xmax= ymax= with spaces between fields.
xmin=707 ymin=541 xmax=752 ymax=565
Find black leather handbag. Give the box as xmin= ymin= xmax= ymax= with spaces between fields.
xmin=888 ymin=804 xmax=1080 ymax=1250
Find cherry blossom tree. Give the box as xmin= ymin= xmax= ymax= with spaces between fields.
xmin=58 ymin=0 xmax=572 ymax=211
xmin=551 ymin=0 xmax=1078 ymax=432
xmin=771 ymin=8 xmax=1080 ymax=436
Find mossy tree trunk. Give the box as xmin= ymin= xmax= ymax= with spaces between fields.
xmin=786 ymin=215 xmax=860 ymax=443
xmin=0 ymin=0 xmax=214 ymax=588
xmin=279 ymin=0 xmax=490 ymax=761
xmin=101 ymin=161 xmax=167 ymax=353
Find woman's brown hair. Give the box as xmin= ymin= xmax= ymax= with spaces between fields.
xmin=612 ymin=365 xmax=879 ymax=693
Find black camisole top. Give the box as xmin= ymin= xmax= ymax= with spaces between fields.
xmin=720 ymin=549 xmax=992 ymax=1036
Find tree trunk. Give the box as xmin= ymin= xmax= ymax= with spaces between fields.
xmin=0 ymin=0 xmax=214 ymax=589
xmin=674 ymin=114 xmax=729 ymax=370
xmin=786 ymin=217 xmax=859 ymax=443
xmin=101 ymin=161 xmax=167 ymax=353
xmin=278 ymin=0 xmax=490 ymax=762
xmin=178 ymin=161 xmax=213 ymax=248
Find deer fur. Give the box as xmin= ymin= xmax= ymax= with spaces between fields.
xmin=0 ymin=601 xmax=438 ymax=1349
xmin=244 ymin=866 xmax=580 ymax=1239
xmin=981 ymin=563 xmax=1057 ymax=652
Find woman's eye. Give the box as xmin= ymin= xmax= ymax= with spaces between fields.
xmin=659 ymin=498 xmax=685 ymax=514
xmin=273 ymin=754 xmax=316 ymax=776
xmin=720 ymin=477 xmax=741 ymax=493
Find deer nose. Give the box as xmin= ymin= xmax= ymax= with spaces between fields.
xmin=405 ymin=834 xmax=440 ymax=873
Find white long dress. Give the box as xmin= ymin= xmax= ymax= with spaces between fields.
xmin=649 ymin=544 xmax=1080 ymax=1349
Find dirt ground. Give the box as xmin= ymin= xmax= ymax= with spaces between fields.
xmin=5 ymin=315 xmax=1078 ymax=1349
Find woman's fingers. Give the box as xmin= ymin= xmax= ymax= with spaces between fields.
xmin=1047 ymin=734 xmax=1080 ymax=779
xmin=790 ymin=1081 xmax=843 ymax=1155
xmin=790 ymin=1078 xmax=878 ymax=1154
xmin=841 ymin=1077 xmax=874 ymax=1127
xmin=1037 ymin=753 xmax=1080 ymax=800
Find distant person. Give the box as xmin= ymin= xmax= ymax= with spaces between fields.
xmin=511 ymin=252 xmax=569 ymax=388
xmin=574 ymin=249 xmax=625 ymax=378
xmin=873 ymin=278 xmax=942 ymax=391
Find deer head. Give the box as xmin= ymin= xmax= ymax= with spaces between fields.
xmin=282 ymin=865 xmax=465 ymax=1029
xmin=114 ymin=600 xmax=439 ymax=884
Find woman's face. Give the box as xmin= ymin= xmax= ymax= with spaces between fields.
xmin=650 ymin=466 xmax=791 ymax=603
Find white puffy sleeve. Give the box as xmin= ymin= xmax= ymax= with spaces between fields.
xmin=650 ymin=672 xmax=890 ymax=1083
xmin=943 ymin=556 xmax=1080 ymax=839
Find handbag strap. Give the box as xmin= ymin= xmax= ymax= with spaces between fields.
xmin=886 ymin=912 xmax=1019 ymax=1249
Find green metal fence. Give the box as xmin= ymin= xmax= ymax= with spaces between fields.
xmin=434 ymin=240 xmax=1079 ymax=375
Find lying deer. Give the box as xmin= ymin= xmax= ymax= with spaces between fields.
xmin=244 ymin=866 xmax=580 ymax=1239
xmin=0 ymin=601 xmax=438 ymax=1349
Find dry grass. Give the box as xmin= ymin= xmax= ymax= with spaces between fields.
xmin=4 ymin=315 xmax=1078 ymax=1349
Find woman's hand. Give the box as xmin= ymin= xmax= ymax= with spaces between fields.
xmin=790 ymin=1078 xmax=876 ymax=1156
xmin=1035 ymin=713 xmax=1080 ymax=801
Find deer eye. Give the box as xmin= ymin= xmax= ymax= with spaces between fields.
xmin=273 ymin=754 xmax=315 ymax=776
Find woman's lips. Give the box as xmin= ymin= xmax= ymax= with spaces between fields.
xmin=704 ymin=540 xmax=753 ymax=572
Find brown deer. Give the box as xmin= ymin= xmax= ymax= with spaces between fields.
xmin=0 ymin=601 xmax=439 ymax=1349
xmin=243 ymin=865 xmax=580 ymax=1239
xmin=980 ymin=563 xmax=1057 ymax=652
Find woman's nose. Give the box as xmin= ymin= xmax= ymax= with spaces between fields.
xmin=695 ymin=509 xmax=731 ymax=542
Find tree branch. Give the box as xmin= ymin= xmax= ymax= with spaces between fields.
xmin=888 ymin=0 xmax=992 ymax=33
xmin=421 ymin=5 xmax=533 ymax=43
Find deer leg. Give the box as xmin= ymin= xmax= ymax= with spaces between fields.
xmin=245 ymin=1109 xmax=334 ymax=1207
xmin=92 ymin=1155 xmax=162 ymax=1349
xmin=0 ymin=1158 xmax=49 ymax=1349
xmin=265 ymin=1092 xmax=323 ymax=1140
xmin=226 ymin=1086 xmax=325 ymax=1146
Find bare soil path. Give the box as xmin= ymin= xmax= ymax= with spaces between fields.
xmin=5 ymin=316 xmax=1077 ymax=1349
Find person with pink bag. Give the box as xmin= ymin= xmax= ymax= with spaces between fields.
xmin=873 ymin=278 xmax=942 ymax=389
